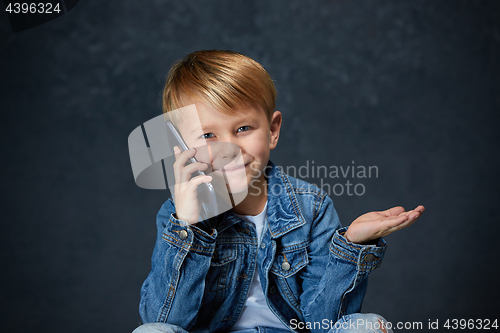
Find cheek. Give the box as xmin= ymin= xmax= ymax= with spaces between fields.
xmin=258 ymin=141 xmax=271 ymax=160
xmin=193 ymin=144 xmax=212 ymax=164
xmin=248 ymin=133 xmax=269 ymax=157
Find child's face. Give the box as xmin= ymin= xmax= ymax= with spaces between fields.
xmin=176 ymin=101 xmax=281 ymax=194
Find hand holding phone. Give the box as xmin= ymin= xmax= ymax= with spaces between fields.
xmin=165 ymin=121 xmax=218 ymax=223
xmin=171 ymin=146 xmax=214 ymax=224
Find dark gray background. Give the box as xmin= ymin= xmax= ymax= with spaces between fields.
xmin=1 ymin=1 xmax=499 ymax=332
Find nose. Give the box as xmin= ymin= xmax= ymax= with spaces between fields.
xmin=209 ymin=141 xmax=241 ymax=168
xmin=210 ymin=141 xmax=240 ymax=159
xmin=220 ymin=142 xmax=239 ymax=160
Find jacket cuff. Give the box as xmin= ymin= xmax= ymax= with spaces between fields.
xmin=162 ymin=213 xmax=218 ymax=253
xmin=330 ymin=226 xmax=387 ymax=272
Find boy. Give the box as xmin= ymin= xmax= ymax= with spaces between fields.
xmin=133 ymin=50 xmax=424 ymax=333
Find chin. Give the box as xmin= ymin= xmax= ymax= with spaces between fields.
xmin=208 ymin=168 xmax=248 ymax=195
xmin=225 ymin=176 xmax=252 ymax=194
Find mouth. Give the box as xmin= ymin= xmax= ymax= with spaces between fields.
xmin=214 ymin=162 xmax=249 ymax=173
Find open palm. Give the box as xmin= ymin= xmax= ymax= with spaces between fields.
xmin=344 ymin=205 xmax=425 ymax=244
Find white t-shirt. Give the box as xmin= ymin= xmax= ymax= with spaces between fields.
xmin=230 ymin=202 xmax=289 ymax=331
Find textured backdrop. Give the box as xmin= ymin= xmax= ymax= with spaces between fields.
xmin=1 ymin=1 xmax=499 ymax=332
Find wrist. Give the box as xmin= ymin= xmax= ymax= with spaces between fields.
xmin=344 ymin=230 xmax=378 ymax=245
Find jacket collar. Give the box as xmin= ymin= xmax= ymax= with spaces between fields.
xmin=265 ymin=161 xmax=306 ymax=238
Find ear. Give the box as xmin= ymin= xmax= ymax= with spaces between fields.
xmin=269 ymin=111 xmax=282 ymax=150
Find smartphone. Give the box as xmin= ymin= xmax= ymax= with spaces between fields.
xmin=165 ymin=121 xmax=218 ymax=221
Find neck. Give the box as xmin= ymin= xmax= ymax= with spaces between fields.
xmin=232 ymin=174 xmax=267 ymax=215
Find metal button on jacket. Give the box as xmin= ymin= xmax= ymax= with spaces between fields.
xmin=364 ymin=254 xmax=378 ymax=263
xmin=281 ymin=262 xmax=291 ymax=271
xmin=179 ymin=230 xmax=188 ymax=240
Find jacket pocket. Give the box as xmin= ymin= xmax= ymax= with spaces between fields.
xmin=270 ymin=245 xmax=308 ymax=278
xmin=269 ymin=245 xmax=308 ymax=310
xmin=206 ymin=242 xmax=238 ymax=291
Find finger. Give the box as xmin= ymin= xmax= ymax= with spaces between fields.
xmin=184 ymin=174 xmax=213 ymax=195
xmin=402 ymin=205 xmax=425 ymax=216
xmin=173 ymin=148 xmax=197 ymax=182
xmin=173 ymin=147 xmax=196 ymax=163
xmin=178 ymin=162 xmax=209 ymax=184
xmin=384 ymin=218 xmax=417 ymax=235
xmin=389 ymin=211 xmax=423 ymax=232
xmin=381 ymin=206 xmax=405 ymax=217
xmin=400 ymin=207 xmax=424 ymax=220
xmin=413 ymin=205 xmax=425 ymax=213
xmin=182 ymin=161 xmax=208 ymax=176
xmin=175 ymin=173 xmax=212 ymax=199
xmin=407 ymin=210 xmax=423 ymax=224
xmin=173 ymin=146 xmax=190 ymax=161
xmin=380 ymin=214 xmax=410 ymax=228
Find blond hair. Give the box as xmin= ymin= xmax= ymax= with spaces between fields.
xmin=162 ymin=50 xmax=277 ymax=124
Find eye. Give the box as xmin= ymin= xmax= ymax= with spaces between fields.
xmin=237 ymin=126 xmax=251 ymax=132
xmin=202 ymin=133 xmax=215 ymax=139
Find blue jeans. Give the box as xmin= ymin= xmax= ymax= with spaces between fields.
xmin=132 ymin=313 xmax=394 ymax=333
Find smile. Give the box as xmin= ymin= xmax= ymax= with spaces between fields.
xmin=214 ymin=162 xmax=249 ymax=173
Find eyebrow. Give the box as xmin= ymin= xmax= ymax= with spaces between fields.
xmin=190 ymin=126 xmax=203 ymax=134
xmin=190 ymin=116 xmax=256 ymax=134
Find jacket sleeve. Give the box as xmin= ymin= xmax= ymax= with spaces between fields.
xmin=300 ymin=193 xmax=387 ymax=328
xmin=138 ymin=199 xmax=217 ymax=327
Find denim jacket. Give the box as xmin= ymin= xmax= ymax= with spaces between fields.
xmin=139 ymin=162 xmax=387 ymax=333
